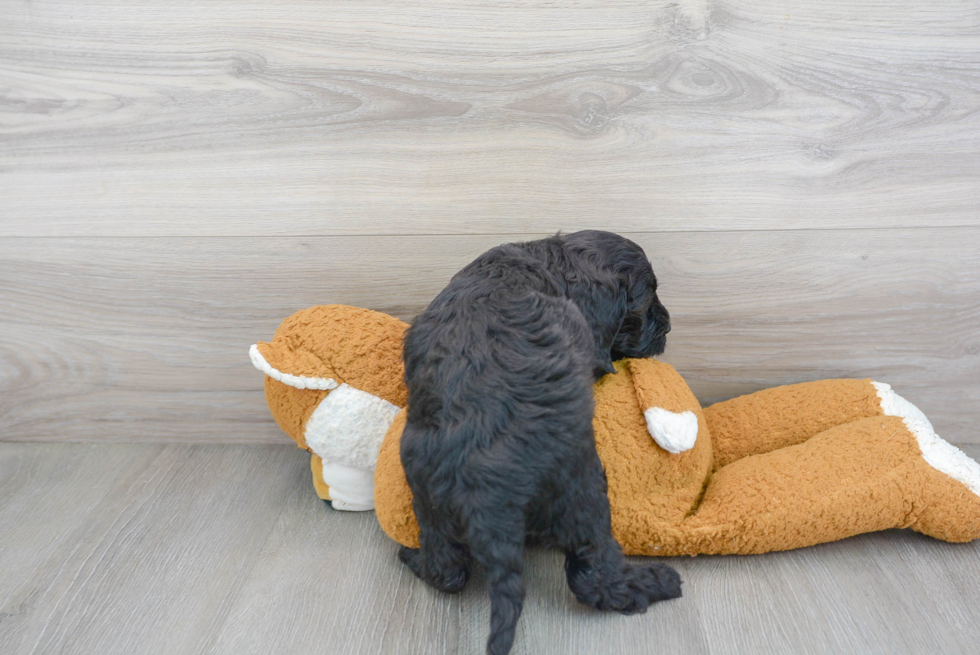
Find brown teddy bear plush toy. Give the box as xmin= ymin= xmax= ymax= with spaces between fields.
xmin=252 ymin=305 xmax=980 ymax=555
xmin=249 ymin=305 xmax=408 ymax=511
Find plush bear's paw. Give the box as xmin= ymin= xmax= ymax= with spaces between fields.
xmin=873 ymin=381 xmax=934 ymax=432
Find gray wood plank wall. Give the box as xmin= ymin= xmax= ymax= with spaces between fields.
xmin=2 ymin=1 xmax=978 ymax=444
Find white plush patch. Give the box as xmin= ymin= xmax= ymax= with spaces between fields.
xmin=903 ymin=417 xmax=980 ymax=498
xmin=873 ymin=381 xmax=934 ymax=432
xmin=249 ymin=344 xmax=339 ymax=391
xmin=321 ymin=460 xmax=376 ymax=511
xmin=643 ymin=407 xmax=699 ymax=454
xmin=304 ymin=383 xmax=401 ymax=470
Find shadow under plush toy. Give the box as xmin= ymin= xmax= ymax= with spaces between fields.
xmin=251 ymin=304 xmax=980 ymax=555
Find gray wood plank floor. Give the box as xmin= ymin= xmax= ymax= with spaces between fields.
xmin=3 ymin=443 xmax=979 ymax=655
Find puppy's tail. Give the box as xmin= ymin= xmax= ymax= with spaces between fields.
xmin=485 ymin=554 xmax=525 ymax=655
xmin=469 ymin=520 xmax=526 ymax=655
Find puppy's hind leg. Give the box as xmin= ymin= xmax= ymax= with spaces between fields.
xmin=399 ymin=499 xmax=472 ymax=594
xmin=559 ymin=452 xmax=682 ymax=613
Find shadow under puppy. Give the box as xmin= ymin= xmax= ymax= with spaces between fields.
xmin=400 ymin=230 xmax=681 ymax=655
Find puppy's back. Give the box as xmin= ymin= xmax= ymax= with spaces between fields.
xmin=403 ymin=274 xmax=597 ymax=485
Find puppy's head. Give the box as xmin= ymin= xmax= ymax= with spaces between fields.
xmin=562 ymin=231 xmax=670 ymax=367
xmin=610 ymin=249 xmax=670 ymax=360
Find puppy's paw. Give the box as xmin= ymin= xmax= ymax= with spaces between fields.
xmin=398 ymin=545 xmax=470 ymax=594
xmin=568 ymin=559 xmax=682 ymax=613
xmin=432 ymin=565 xmax=470 ymax=594
xmin=617 ymin=562 xmax=682 ymax=614
xmin=398 ymin=545 xmax=425 ymax=577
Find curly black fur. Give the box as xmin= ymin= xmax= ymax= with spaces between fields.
xmin=399 ymin=231 xmax=681 ymax=655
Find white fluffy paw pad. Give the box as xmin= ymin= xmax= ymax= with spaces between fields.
xmin=321 ymin=461 xmax=376 ymax=511
xmin=902 ymin=418 xmax=980 ymax=498
xmin=643 ymin=407 xmax=699 ymax=454
xmin=873 ymin=381 xmax=934 ymax=432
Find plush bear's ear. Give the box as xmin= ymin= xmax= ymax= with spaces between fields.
xmin=625 ymin=358 xmax=702 ymax=454
xmin=250 ymin=304 xmax=408 ymax=452
xmin=250 ymin=338 xmax=340 ymax=448
xmin=250 ymin=341 xmax=340 ymax=391
xmin=251 ymin=302 xmax=409 ymax=407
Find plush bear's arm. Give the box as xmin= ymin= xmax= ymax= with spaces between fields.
xmin=703 ymin=378 xmax=921 ymax=470
xmin=626 ymin=358 xmax=704 ymax=454
xmin=374 ymin=409 xmax=421 ymax=547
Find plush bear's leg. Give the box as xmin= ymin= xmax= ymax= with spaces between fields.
xmin=704 ymin=378 xmax=927 ymax=469
xmin=310 ymin=454 xmax=331 ymax=501
xmin=899 ymin=418 xmax=980 ymax=542
xmin=631 ymin=416 xmax=980 ymax=556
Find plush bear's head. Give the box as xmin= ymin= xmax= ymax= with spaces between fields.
xmin=250 ymin=304 xmax=408 ymax=509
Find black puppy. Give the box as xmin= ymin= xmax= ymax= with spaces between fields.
xmin=399 ymin=231 xmax=680 ymax=655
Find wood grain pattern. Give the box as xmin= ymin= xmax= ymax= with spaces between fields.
xmin=2 ymin=0 xmax=978 ymax=236
xmin=2 ymin=443 xmax=980 ymax=654
xmin=208 ymin=460 xmax=463 ymax=655
xmin=2 ymin=229 xmax=978 ymax=444
xmin=0 ymin=443 xmax=299 ymax=655
xmin=1 ymin=1 xmax=978 ymax=443
xmin=0 ymin=443 xmax=153 ymax=653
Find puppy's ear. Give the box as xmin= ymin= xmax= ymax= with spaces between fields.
xmin=595 ymin=354 xmax=617 ymax=378
xmin=568 ymin=280 xmax=627 ymax=378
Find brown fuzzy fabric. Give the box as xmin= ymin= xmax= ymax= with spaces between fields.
xmin=264 ymin=381 xmax=330 ymax=449
xmin=310 ymin=454 xmax=331 ymax=500
xmin=704 ymin=378 xmax=884 ymax=470
xmin=664 ymin=416 xmax=980 ymax=554
xmin=374 ymin=409 xmax=421 ymax=547
xmin=596 ymin=360 xmax=712 ymax=537
xmin=911 ymin=452 xmax=980 ymax=542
